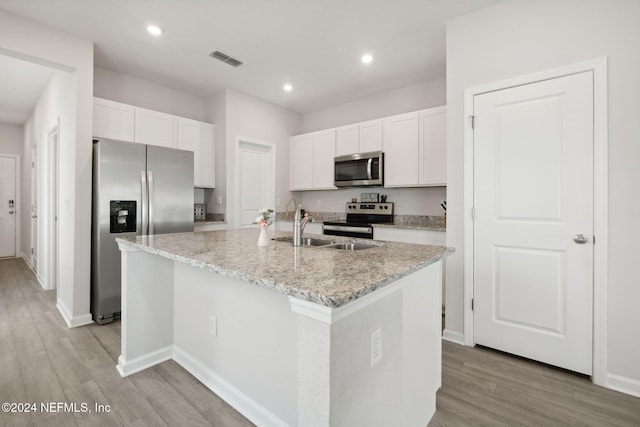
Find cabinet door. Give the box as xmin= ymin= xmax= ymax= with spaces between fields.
xmin=290 ymin=134 xmax=315 ymax=190
xmin=359 ymin=119 xmax=383 ymax=153
xmin=135 ymin=107 xmax=177 ymax=148
xmin=93 ymin=97 xmax=135 ymax=141
xmin=419 ymin=107 xmax=447 ymax=185
xmin=383 ymin=112 xmax=420 ymax=187
xmin=313 ymin=129 xmax=336 ymax=189
xmin=177 ymin=118 xmax=215 ymax=187
xmin=335 ymin=124 xmax=359 ymax=156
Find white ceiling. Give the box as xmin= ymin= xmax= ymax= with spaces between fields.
xmin=0 ymin=0 xmax=501 ymax=119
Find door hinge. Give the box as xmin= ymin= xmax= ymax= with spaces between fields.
xmin=469 ymin=115 xmax=475 ymax=129
xmin=593 ymin=235 xmax=596 ymax=245
xmin=471 ymin=298 xmax=474 ymax=311
xmin=31 ymin=248 xmax=34 ymax=254
xmin=471 ymin=207 xmax=476 ymax=220
xmin=31 ymin=161 xmax=35 ymax=168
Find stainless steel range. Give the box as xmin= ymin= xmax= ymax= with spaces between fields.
xmin=323 ymin=202 xmax=394 ymax=239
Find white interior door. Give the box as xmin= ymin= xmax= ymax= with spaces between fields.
xmin=238 ymin=140 xmax=274 ymax=227
xmin=473 ymin=71 xmax=594 ymax=375
xmin=0 ymin=156 xmax=17 ymax=257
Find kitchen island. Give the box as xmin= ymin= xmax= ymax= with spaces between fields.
xmin=116 ymin=228 xmax=452 ymax=426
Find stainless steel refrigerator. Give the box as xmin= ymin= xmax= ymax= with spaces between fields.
xmin=91 ymin=138 xmax=194 ymax=324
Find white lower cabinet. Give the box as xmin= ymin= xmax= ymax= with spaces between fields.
xmin=373 ymin=227 xmax=445 ymax=246
xmin=194 ymin=223 xmax=227 ymax=232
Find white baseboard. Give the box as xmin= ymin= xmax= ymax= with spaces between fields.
xmin=442 ymin=329 xmax=465 ymax=345
xmin=56 ymin=299 xmax=93 ymax=328
xmin=173 ymin=346 xmax=289 ymax=427
xmin=117 ymin=346 xmax=173 ymax=377
xmin=606 ymin=373 xmax=640 ymax=398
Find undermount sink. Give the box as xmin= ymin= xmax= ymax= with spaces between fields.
xmin=273 ymin=236 xmax=335 ymax=246
xmin=325 ymin=243 xmax=377 ymax=251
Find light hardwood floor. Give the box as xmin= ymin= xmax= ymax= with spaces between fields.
xmin=1 ymin=258 xmax=639 ymax=426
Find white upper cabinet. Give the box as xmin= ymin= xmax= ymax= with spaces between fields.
xmin=313 ymin=129 xmax=337 ymax=189
xmin=383 ymin=112 xmax=420 ymax=187
xmin=383 ymin=107 xmax=446 ymax=187
xmin=358 ymin=119 xmax=384 ymax=153
xmin=93 ymin=97 xmax=135 ymax=141
xmin=177 ymin=118 xmax=215 ymax=188
xmin=290 ymin=133 xmax=315 ymax=190
xmin=92 ymin=97 xmax=216 ymax=187
xmin=290 ymin=129 xmax=336 ymax=191
xmin=134 ymin=107 xmax=177 ymax=148
xmin=419 ymin=106 xmax=446 ymax=186
xmin=335 ymin=124 xmax=359 ymax=156
xmin=335 ymin=119 xmax=383 ymax=156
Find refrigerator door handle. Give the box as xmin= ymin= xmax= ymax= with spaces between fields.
xmin=140 ymin=171 xmax=148 ymax=235
xmin=148 ymin=170 xmax=154 ymax=235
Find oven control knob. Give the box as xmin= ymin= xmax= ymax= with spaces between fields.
xmin=384 ymin=206 xmax=388 ymax=209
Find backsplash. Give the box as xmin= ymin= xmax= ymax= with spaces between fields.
xmin=276 ymin=211 xmax=444 ymax=229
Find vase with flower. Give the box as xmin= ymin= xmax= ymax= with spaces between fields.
xmin=254 ymin=208 xmax=274 ymax=246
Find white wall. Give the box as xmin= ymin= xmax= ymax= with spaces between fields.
xmin=446 ymin=0 xmax=640 ymax=395
xmin=94 ymin=67 xmax=207 ymax=121
xmin=215 ymin=89 xmax=302 ymax=228
xmin=302 ymin=79 xmax=446 ymax=133
xmin=0 ymin=9 xmax=94 ymax=327
xmin=300 ymin=78 xmax=447 ymax=216
xmin=205 ymin=90 xmax=227 ymax=215
xmin=0 ymin=123 xmax=23 ymax=155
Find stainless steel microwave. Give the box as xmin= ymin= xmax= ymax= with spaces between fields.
xmin=334 ymin=151 xmax=384 ymax=187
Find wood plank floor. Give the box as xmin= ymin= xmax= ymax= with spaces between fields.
xmin=1 ymin=258 xmax=639 ymax=426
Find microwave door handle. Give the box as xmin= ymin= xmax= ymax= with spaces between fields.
xmin=367 ymin=158 xmax=373 ymax=180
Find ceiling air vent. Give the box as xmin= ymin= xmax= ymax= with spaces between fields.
xmin=209 ymin=50 xmax=243 ymax=67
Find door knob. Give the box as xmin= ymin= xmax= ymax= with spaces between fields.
xmin=8 ymin=210 xmax=15 ymax=214
xmin=573 ymin=234 xmax=588 ymax=244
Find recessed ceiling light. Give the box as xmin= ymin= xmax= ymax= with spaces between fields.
xmin=283 ymin=84 xmax=293 ymax=92
xmin=147 ymin=25 xmax=163 ymax=36
xmin=361 ymin=54 xmax=373 ymax=64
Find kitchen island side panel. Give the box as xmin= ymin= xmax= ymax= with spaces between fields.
xmin=172 ymin=261 xmax=298 ymax=426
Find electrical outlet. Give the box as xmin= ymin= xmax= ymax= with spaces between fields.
xmin=216 ymin=196 xmax=223 ymax=205
xmin=370 ymin=327 xmax=382 ymax=367
xmin=209 ymin=315 xmax=217 ymax=336
xmin=316 ymin=199 xmax=322 ymax=208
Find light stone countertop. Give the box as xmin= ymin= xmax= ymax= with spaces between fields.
xmin=116 ymin=228 xmax=453 ymax=308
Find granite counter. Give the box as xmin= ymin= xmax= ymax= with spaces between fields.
xmin=116 ymin=228 xmax=451 ymax=308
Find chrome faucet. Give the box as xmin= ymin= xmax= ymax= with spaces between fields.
xmin=293 ymin=204 xmax=311 ymax=246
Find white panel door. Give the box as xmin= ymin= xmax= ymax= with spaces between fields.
xmin=473 ymin=71 xmax=594 ymax=374
xmin=0 ymin=156 xmax=17 ymax=257
xmin=239 ymin=141 xmax=273 ymax=227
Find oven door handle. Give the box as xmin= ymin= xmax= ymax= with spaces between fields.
xmin=323 ymin=224 xmax=373 ymax=234
xmin=366 ymin=158 xmax=373 ymax=180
